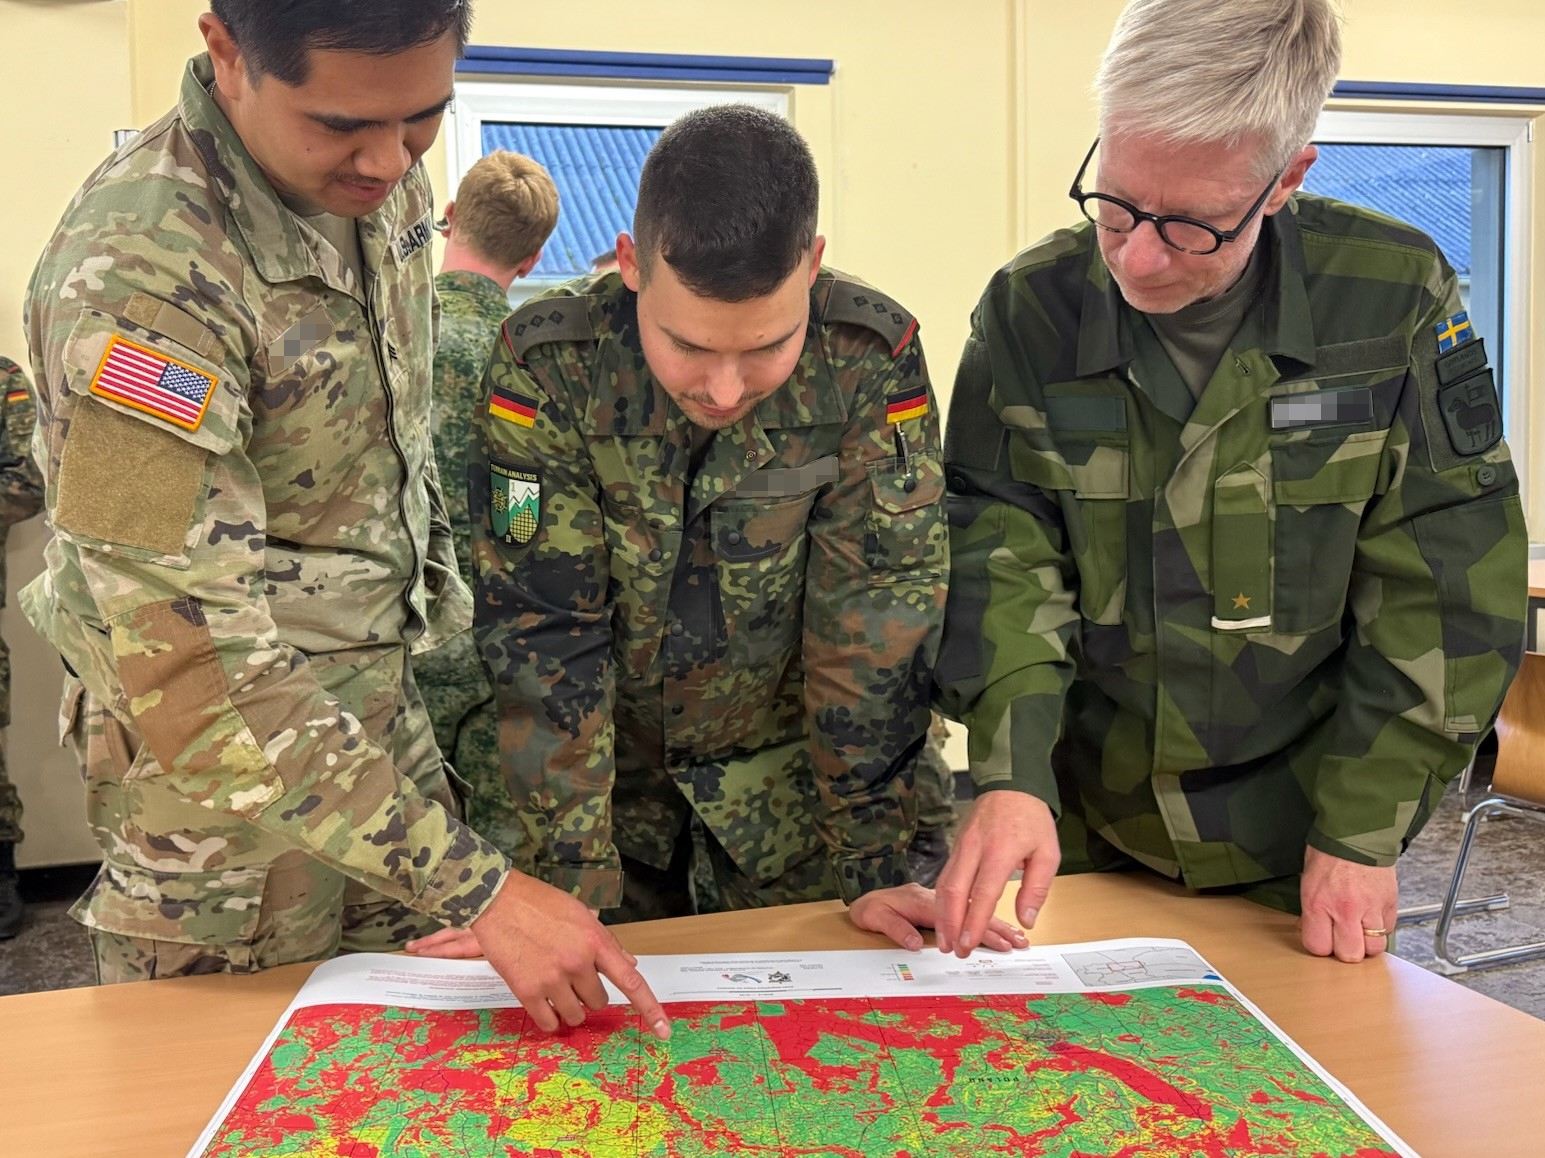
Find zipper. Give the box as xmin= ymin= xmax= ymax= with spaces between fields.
xmin=362 ymin=266 xmax=426 ymax=640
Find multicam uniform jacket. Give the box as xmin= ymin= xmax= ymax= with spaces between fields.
xmin=936 ymin=195 xmax=1527 ymax=887
xmin=20 ymin=54 xmax=508 ymax=956
xmin=469 ymin=269 xmax=948 ymax=910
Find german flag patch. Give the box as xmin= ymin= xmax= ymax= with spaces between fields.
xmin=886 ymin=386 xmax=929 ymax=425
xmin=489 ymin=385 xmax=537 ymax=428
xmin=5 ymin=389 xmax=27 ymax=406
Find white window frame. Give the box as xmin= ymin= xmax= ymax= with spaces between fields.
xmin=447 ymin=82 xmax=791 ymax=296
xmin=1313 ymin=109 xmax=1533 ymax=497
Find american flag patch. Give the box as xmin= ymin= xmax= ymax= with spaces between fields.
xmin=89 ymin=336 xmax=218 ymax=432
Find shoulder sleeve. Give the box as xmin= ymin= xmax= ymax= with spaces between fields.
xmin=818 ymin=275 xmax=919 ymax=358
xmin=25 ymin=180 xmax=509 ymax=929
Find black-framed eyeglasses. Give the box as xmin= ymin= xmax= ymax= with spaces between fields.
xmin=1068 ymin=138 xmax=1284 ymax=256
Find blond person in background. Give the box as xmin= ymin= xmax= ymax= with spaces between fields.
xmin=419 ymin=150 xmax=560 ymax=854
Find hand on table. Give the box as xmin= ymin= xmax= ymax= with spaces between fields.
xmin=406 ymin=871 xmax=670 ymax=1038
xmin=1299 ymin=846 xmax=1398 ymax=963
xmin=848 ymin=882 xmax=1029 ymax=952
xmin=935 ymin=790 xmax=1060 ymax=958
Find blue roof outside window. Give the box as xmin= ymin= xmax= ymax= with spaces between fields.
xmin=481 ymin=122 xmax=661 ymax=280
xmin=1302 ymin=144 xmax=1474 ymax=277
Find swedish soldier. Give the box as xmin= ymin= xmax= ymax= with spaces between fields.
xmin=930 ymin=0 xmax=1528 ymax=962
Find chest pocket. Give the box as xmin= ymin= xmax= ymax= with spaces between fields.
xmin=866 ymin=450 xmax=946 ymax=581
xmin=1009 ymin=431 xmax=1131 ymax=627
xmin=602 ymin=495 xmax=680 ymax=682
xmin=712 ymin=491 xmax=819 ymax=668
xmin=1268 ymin=427 xmax=1387 ymax=634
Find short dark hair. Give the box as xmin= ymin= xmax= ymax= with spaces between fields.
xmin=633 ymin=105 xmax=819 ymax=302
xmin=209 ymin=1 xmax=474 ymax=86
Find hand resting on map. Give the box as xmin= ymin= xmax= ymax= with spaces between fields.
xmin=407 ymin=870 xmax=671 ymax=1040
xmin=848 ymin=882 xmax=1030 ymax=953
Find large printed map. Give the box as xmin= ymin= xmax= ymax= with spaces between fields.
xmin=201 ymin=985 xmax=1400 ymax=1158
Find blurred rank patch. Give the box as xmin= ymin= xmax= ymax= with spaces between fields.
xmin=1269 ymin=387 xmax=1373 ymax=431
xmin=268 ymin=308 xmax=333 ymax=373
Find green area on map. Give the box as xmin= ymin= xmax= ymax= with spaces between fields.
xmin=203 ymin=987 xmax=1398 ymax=1157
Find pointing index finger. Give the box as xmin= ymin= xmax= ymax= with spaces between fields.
xmin=598 ymin=939 xmax=672 ymax=1040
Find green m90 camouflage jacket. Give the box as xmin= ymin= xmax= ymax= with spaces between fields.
xmin=936 ymin=195 xmax=1526 ymax=887
xmin=469 ymin=270 xmax=948 ymax=909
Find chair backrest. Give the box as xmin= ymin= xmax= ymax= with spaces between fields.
xmin=1491 ymin=652 xmax=1545 ymax=806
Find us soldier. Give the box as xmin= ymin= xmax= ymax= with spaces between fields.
xmin=445 ymin=106 xmax=1015 ymax=946
xmin=417 ymin=150 xmax=558 ymax=853
xmin=23 ymin=0 xmax=668 ymax=1038
xmin=929 ymin=0 xmax=1527 ymax=962
xmin=0 ymin=356 xmax=43 ymax=939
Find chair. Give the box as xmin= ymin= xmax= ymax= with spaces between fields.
xmin=1429 ymin=651 xmax=1545 ymax=974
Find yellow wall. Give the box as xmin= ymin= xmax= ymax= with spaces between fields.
xmin=0 ymin=0 xmax=132 ymax=866
xmin=123 ymin=0 xmax=1017 ymax=386
xmin=0 ymin=0 xmax=131 ymax=362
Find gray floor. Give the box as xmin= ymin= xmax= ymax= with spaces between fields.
xmin=2 ymin=777 xmax=1542 ymax=1019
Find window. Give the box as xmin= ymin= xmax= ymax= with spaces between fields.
xmin=449 ymin=82 xmax=790 ymax=305
xmin=1306 ymin=111 xmax=1531 ymax=455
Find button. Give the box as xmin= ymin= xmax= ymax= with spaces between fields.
xmin=648 ymin=548 xmax=663 ymax=563
xmin=948 ymin=470 xmax=968 ymax=490
xmin=670 ymin=622 xmax=685 ymax=637
xmin=726 ymin=531 xmax=743 ymax=546
xmin=670 ymin=704 xmax=684 ymax=716
xmin=1477 ymin=464 xmax=1498 ymax=486
xmin=903 ymin=477 xmax=918 ymax=494
xmin=745 ymin=451 xmax=757 ymax=462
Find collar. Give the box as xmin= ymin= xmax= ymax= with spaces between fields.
xmin=584 ymin=279 xmax=847 ymax=436
xmin=1074 ymin=202 xmax=1319 ymax=379
xmin=435 ymin=269 xmax=509 ymax=306
xmin=179 ymin=54 xmax=415 ymax=290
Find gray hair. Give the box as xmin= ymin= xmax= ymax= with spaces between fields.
xmin=1095 ymin=0 xmax=1343 ymax=176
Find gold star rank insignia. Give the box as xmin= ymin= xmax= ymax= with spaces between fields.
xmin=1232 ymin=593 xmax=1252 ymax=610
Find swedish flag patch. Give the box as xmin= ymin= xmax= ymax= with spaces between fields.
xmin=1435 ymin=312 xmax=1476 ymax=353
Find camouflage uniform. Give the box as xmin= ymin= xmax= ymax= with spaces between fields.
xmin=469 ymin=270 xmax=947 ymax=917
xmin=936 ymin=195 xmax=1527 ymax=901
xmin=415 ymin=270 xmax=513 ymax=848
xmin=0 ymin=357 xmax=44 ymax=846
xmin=21 ymin=55 xmax=509 ymax=982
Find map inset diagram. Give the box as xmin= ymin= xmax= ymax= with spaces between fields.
xmin=1064 ymin=945 xmax=1216 ymax=987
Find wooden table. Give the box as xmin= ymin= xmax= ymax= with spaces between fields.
xmin=2 ymin=873 xmax=1541 ymax=1158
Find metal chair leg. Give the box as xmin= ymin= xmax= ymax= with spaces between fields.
xmin=1432 ymin=798 xmax=1545 ymax=975
xmin=1457 ymin=756 xmax=1476 ymax=796
xmin=1397 ymin=894 xmax=1509 ymax=926
xmin=1397 ymin=790 xmax=1510 ymax=926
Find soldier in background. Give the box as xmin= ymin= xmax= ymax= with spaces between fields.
xmin=22 ymin=0 xmax=667 ymax=1039
xmin=930 ymin=0 xmax=1526 ymax=962
xmin=0 ymin=356 xmax=43 ymax=939
xmin=418 ymin=150 xmax=558 ymax=854
xmin=440 ymin=107 xmax=1012 ymax=945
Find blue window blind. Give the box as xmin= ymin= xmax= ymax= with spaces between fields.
xmin=482 ymin=122 xmax=661 ymax=279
